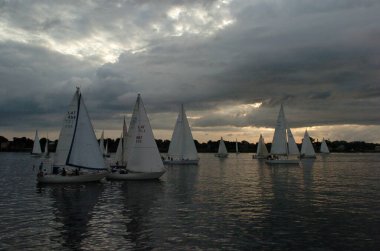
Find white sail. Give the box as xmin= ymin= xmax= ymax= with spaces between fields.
xmin=256 ymin=134 xmax=269 ymax=156
xmin=32 ymin=130 xmax=42 ymax=154
xmin=105 ymin=141 xmax=108 ymax=155
xmin=270 ymin=104 xmax=288 ymax=155
xmin=43 ymin=134 xmax=49 ymax=157
xmin=218 ymin=137 xmax=228 ymax=155
xmin=287 ymin=127 xmax=300 ymax=155
xmin=54 ymin=88 xmax=106 ymax=170
xmin=121 ymin=117 xmax=128 ymax=164
xmin=301 ymin=130 xmax=316 ymax=157
xmin=99 ymin=130 xmax=105 ymax=155
xmin=125 ymin=94 xmax=164 ymax=173
xmin=115 ymin=133 xmax=123 ymax=163
xmin=168 ymin=104 xmax=198 ymax=161
xmin=320 ymin=138 xmax=330 ymax=154
xmin=235 ymin=139 xmax=239 ymax=153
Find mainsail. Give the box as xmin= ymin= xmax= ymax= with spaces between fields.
xmin=301 ymin=130 xmax=316 ymax=157
xmin=270 ymin=104 xmax=299 ymax=156
xmin=218 ymin=137 xmax=228 ymax=155
xmin=320 ymin=138 xmax=330 ymax=154
xmin=116 ymin=118 xmax=128 ymax=164
xmin=168 ymin=104 xmax=198 ymax=161
xmin=54 ymin=88 xmax=106 ymax=170
xmin=32 ymin=130 xmax=42 ymax=154
xmin=125 ymin=94 xmax=164 ymax=173
xmin=256 ymin=134 xmax=269 ymax=156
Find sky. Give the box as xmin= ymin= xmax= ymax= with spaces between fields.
xmin=0 ymin=0 xmax=380 ymax=143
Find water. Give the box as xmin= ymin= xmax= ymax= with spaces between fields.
xmin=0 ymin=152 xmax=379 ymax=250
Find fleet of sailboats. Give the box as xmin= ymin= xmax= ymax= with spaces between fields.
xmin=37 ymin=88 xmax=107 ymax=184
xmin=32 ymin=94 xmax=336 ymax=184
xmin=107 ymin=94 xmax=165 ymax=180
xmin=266 ymin=104 xmax=300 ymax=165
xmin=253 ymin=134 xmax=269 ymax=159
xmin=215 ymin=137 xmax=228 ymax=158
xmin=300 ymin=130 xmax=316 ymax=159
xmin=164 ymin=104 xmax=199 ymax=165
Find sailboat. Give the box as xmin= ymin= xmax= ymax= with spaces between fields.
xmin=266 ymin=104 xmax=300 ymax=164
xmin=37 ymin=88 xmax=107 ymax=183
xmin=215 ymin=137 xmax=228 ymax=158
xmin=253 ymin=134 xmax=269 ymax=159
xmin=31 ymin=130 xmax=42 ymax=156
xmin=300 ymin=130 xmax=316 ymax=159
xmin=107 ymin=94 xmax=165 ymax=180
xmin=320 ymin=138 xmax=330 ymax=154
xmin=104 ymin=140 xmax=110 ymax=157
xmin=235 ymin=139 xmax=239 ymax=154
xmin=112 ymin=118 xmax=128 ymax=168
xmin=164 ymin=104 xmax=199 ymax=165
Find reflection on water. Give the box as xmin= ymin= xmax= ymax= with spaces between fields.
xmin=0 ymin=153 xmax=380 ymax=250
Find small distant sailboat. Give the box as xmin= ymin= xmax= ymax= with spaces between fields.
xmin=215 ymin=137 xmax=228 ymax=158
xmin=164 ymin=104 xmax=199 ymax=165
xmin=37 ymin=88 xmax=107 ymax=183
xmin=300 ymin=130 xmax=316 ymax=159
xmin=104 ymin=140 xmax=110 ymax=158
xmin=235 ymin=139 xmax=239 ymax=154
xmin=320 ymin=138 xmax=330 ymax=154
xmin=31 ymin=130 xmax=42 ymax=156
xmin=266 ymin=104 xmax=300 ymax=165
xmin=253 ymin=134 xmax=269 ymax=159
xmin=107 ymin=94 xmax=165 ymax=180
xmin=112 ymin=118 xmax=128 ymax=169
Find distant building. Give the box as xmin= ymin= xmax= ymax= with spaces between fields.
xmin=375 ymin=146 xmax=380 ymax=152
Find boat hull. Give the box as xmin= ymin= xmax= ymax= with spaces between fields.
xmin=37 ymin=172 xmax=107 ymax=184
xmin=265 ymin=159 xmax=300 ymax=165
xmin=300 ymin=155 xmax=317 ymax=159
xmin=163 ymin=159 xmax=199 ymax=165
xmin=252 ymin=155 xmax=268 ymax=159
xmin=215 ymin=153 xmax=228 ymax=158
xmin=107 ymin=171 xmax=165 ymax=180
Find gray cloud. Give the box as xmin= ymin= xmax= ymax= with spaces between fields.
xmin=0 ymin=0 xmax=380 ymax=142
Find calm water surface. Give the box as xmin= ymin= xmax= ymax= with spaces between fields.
xmin=0 ymin=152 xmax=379 ymax=250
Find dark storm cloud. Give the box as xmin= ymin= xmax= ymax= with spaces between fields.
xmin=0 ymin=0 xmax=380 ymax=140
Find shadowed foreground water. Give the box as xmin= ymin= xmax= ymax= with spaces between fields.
xmin=0 ymin=152 xmax=379 ymax=250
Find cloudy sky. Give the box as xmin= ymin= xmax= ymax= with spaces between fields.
xmin=1 ymin=0 xmax=380 ymax=143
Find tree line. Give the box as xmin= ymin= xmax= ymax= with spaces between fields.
xmin=1 ymin=135 xmax=379 ymax=153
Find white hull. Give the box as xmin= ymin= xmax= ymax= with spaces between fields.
xmin=107 ymin=171 xmax=165 ymax=180
xmin=265 ymin=159 xmax=300 ymax=165
xmin=163 ymin=159 xmax=199 ymax=165
xmin=215 ymin=153 xmax=228 ymax=158
xmin=37 ymin=172 xmax=107 ymax=184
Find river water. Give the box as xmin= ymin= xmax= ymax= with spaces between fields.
xmin=0 ymin=152 xmax=379 ymax=250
